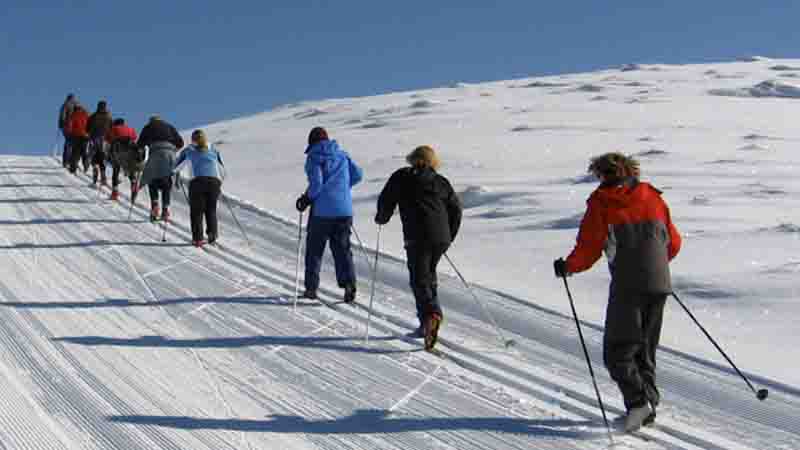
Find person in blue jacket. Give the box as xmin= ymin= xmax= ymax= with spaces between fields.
xmin=174 ymin=129 xmax=226 ymax=247
xmin=296 ymin=127 xmax=363 ymax=302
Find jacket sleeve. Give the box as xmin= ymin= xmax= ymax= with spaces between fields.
xmin=136 ymin=126 xmax=149 ymax=148
xmin=375 ymin=171 xmax=400 ymax=224
xmin=348 ymin=156 xmax=363 ymax=187
xmin=664 ymin=204 xmax=681 ymax=260
xmin=444 ymin=178 xmax=463 ymax=241
xmin=170 ymin=125 xmax=184 ymax=150
xmin=305 ymin=156 xmax=323 ymax=200
xmin=565 ymin=195 xmax=608 ymax=274
xmin=173 ymin=149 xmax=188 ymax=173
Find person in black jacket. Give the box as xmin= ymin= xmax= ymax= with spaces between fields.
xmin=375 ymin=145 xmax=462 ymax=350
xmin=137 ymin=116 xmax=184 ymax=222
xmin=86 ymin=100 xmax=113 ymax=186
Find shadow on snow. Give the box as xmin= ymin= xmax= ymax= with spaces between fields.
xmin=107 ymin=410 xmax=597 ymax=438
xmin=0 ymin=296 xmax=321 ymax=310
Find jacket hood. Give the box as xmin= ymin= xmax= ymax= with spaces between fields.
xmin=305 ymin=139 xmax=340 ymax=156
xmin=592 ymin=178 xmax=656 ymax=208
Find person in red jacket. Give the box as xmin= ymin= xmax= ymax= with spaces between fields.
xmin=553 ymin=152 xmax=681 ymax=432
xmin=105 ymin=118 xmax=139 ymax=201
xmin=65 ymin=105 xmax=90 ymax=174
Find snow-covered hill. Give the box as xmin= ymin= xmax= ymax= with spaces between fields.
xmin=196 ymin=57 xmax=800 ymax=388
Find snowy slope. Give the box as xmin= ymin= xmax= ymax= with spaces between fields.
xmin=0 ymin=153 xmax=795 ymax=449
xmin=191 ymin=58 xmax=800 ymax=389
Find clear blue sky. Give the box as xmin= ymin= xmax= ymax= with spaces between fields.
xmin=1 ymin=1 xmax=798 ymax=155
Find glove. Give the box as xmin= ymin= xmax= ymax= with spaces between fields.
xmin=553 ymin=258 xmax=569 ymax=278
xmin=296 ymin=193 xmax=311 ymax=212
xmin=374 ymin=212 xmax=389 ymax=225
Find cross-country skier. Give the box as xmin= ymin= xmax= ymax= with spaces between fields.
xmin=87 ymin=100 xmax=113 ymax=187
xmin=65 ymin=104 xmax=90 ymax=174
xmin=137 ymin=116 xmax=184 ymax=222
xmin=553 ymin=152 xmax=681 ymax=432
xmin=295 ymin=127 xmax=363 ymax=303
xmin=105 ymin=118 xmax=139 ymax=201
xmin=173 ymin=130 xmax=226 ymax=247
xmin=375 ymin=145 xmax=462 ymax=351
xmin=58 ymin=94 xmax=78 ymax=168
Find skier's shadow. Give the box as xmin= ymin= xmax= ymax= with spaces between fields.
xmin=107 ymin=409 xmax=598 ymax=438
xmin=0 ymin=240 xmax=187 ymax=250
xmin=52 ymin=334 xmax=402 ymax=355
xmin=1 ymin=295 xmax=314 ymax=310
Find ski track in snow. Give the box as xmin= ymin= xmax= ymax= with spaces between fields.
xmin=0 ymin=156 xmax=797 ymax=449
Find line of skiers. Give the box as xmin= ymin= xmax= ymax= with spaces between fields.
xmin=58 ymin=95 xmax=223 ymax=247
xmin=57 ymin=95 xmax=682 ymax=433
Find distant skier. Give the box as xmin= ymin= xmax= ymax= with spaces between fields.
xmin=174 ymin=130 xmax=226 ymax=247
xmin=65 ymin=104 xmax=90 ymax=174
xmin=58 ymin=94 xmax=78 ymax=168
xmin=137 ymin=116 xmax=184 ymax=222
xmin=375 ymin=145 xmax=462 ymax=350
xmin=86 ymin=100 xmax=113 ymax=186
xmin=105 ymin=118 xmax=139 ymax=201
xmin=553 ymin=152 xmax=681 ymax=432
xmin=295 ymin=127 xmax=363 ymax=303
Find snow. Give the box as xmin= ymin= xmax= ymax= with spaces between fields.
xmin=0 ymin=58 xmax=799 ymax=448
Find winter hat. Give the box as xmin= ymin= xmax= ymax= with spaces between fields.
xmin=588 ymin=152 xmax=640 ymax=182
xmin=113 ymin=118 xmax=125 ymax=126
xmin=308 ymin=127 xmax=329 ymax=145
xmin=97 ymin=100 xmax=108 ymax=112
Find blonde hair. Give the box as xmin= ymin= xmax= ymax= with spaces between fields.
xmin=406 ymin=145 xmax=441 ymax=170
xmin=191 ymin=129 xmax=209 ymax=150
xmin=588 ymin=152 xmax=640 ymax=182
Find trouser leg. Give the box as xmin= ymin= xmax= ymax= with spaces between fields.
xmin=189 ymin=179 xmax=205 ymax=241
xmin=304 ymin=216 xmax=329 ymax=292
xmin=603 ymin=292 xmax=664 ymax=410
xmin=639 ymin=295 xmax=666 ymax=408
xmin=406 ymin=244 xmax=446 ymax=326
xmin=328 ymin=217 xmax=356 ymax=288
xmin=204 ymin=178 xmax=221 ymax=238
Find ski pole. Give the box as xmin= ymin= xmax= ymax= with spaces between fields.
xmin=671 ymin=292 xmax=768 ymax=400
xmin=444 ymin=254 xmax=515 ymax=348
xmin=561 ymin=275 xmax=614 ymax=444
xmin=293 ymin=211 xmax=304 ymax=312
xmin=221 ymin=192 xmax=252 ymax=246
xmin=364 ymin=225 xmax=382 ymax=344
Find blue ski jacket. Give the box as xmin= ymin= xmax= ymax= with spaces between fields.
xmin=304 ymin=139 xmax=363 ymax=218
xmin=174 ymin=145 xmax=226 ymax=181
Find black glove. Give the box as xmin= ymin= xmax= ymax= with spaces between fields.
xmin=296 ymin=193 xmax=311 ymax=212
xmin=374 ymin=212 xmax=388 ymax=225
xmin=553 ymin=258 xmax=569 ymax=278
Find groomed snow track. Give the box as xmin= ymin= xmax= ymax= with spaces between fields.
xmin=0 ymin=155 xmax=796 ymax=449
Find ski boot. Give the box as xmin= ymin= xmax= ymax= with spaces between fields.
xmin=109 ymin=190 xmax=120 ymax=201
xmin=423 ymin=312 xmax=443 ymax=351
xmin=161 ymin=207 xmax=171 ymax=223
xmin=207 ymin=232 xmax=217 ymax=245
xmin=192 ymin=239 xmax=207 ymax=248
xmin=150 ymin=202 xmax=160 ymax=222
xmin=344 ymin=283 xmax=357 ymax=303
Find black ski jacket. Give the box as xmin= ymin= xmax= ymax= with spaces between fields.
xmin=87 ymin=111 xmax=113 ymax=139
xmin=375 ymin=167 xmax=462 ymax=245
xmin=137 ymin=119 xmax=184 ymax=150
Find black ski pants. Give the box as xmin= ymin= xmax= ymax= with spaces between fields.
xmin=188 ymin=177 xmax=221 ymax=242
xmin=603 ymin=291 xmax=667 ymax=411
xmin=304 ymin=216 xmax=356 ymax=292
xmin=68 ymin=136 xmax=89 ymax=173
xmin=405 ymin=242 xmax=449 ymax=326
xmin=61 ymin=131 xmax=72 ymax=167
xmin=90 ymin=137 xmax=107 ymax=183
xmin=148 ymin=176 xmax=173 ymax=208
